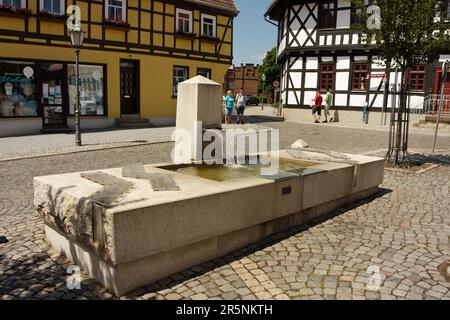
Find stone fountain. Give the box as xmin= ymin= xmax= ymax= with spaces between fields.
xmin=34 ymin=76 xmax=384 ymax=296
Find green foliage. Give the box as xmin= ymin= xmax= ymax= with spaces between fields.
xmin=258 ymin=47 xmax=281 ymax=93
xmin=258 ymin=96 xmax=268 ymax=104
xmin=352 ymin=0 xmax=450 ymax=70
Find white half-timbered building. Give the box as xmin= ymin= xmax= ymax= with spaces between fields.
xmin=265 ymin=0 xmax=450 ymax=113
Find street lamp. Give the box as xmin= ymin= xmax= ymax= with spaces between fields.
xmin=69 ymin=22 xmax=85 ymax=146
xmin=261 ymin=73 xmax=266 ymax=110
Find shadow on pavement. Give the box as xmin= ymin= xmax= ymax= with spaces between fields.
xmin=409 ymin=153 xmax=450 ymax=166
xmin=125 ymin=187 xmax=393 ymax=299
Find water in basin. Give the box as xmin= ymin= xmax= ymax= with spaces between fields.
xmin=160 ymin=158 xmax=320 ymax=182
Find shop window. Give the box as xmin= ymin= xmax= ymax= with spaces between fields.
xmin=40 ymin=0 xmax=64 ymax=15
xmin=319 ymin=1 xmax=336 ymax=29
xmin=408 ymin=65 xmax=426 ymax=92
xmin=201 ymin=14 xmax=216 ymax=37
xmin=197 ymin=68 xmax=212 ymax=79
xmin=0 ymin=0 xmax=25 ymax=8
xmin=68 ymin=65 xmax=105 ymax=116
xmin=176 ymin=8 xmax=193 ymax=33
xmin=352 ymin=63 xmax=369 ymax=91
xmin=0 ymin=60 xmax=38 ymax=117
xmin=319 ymin=64 xmax=335 ymax=90
xmin=173 ymin=66 xmax=188 ymax=96
xmin=106 ymin=0 xmax=126 ymax=22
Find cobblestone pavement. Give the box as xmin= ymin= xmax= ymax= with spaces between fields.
xmin=1 ymin=123 xmax=450 ymax=300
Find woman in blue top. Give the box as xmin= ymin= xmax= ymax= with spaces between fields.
xmin=224 ymin=90 xmax=235 ymax=124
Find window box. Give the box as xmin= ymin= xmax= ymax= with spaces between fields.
xmin=199 ymin=35 xmax=219 ymax=43
xmin=175 ymin=31 xmax=196 ymax=39
xmin=0 ymin=5 xmax=31 ymax=17
xmin=39 ymin=10 xmax=67 ymax=22
xmin=103 ymin=18 xmax=130 ymax=30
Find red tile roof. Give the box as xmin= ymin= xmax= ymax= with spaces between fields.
xmin=187 ymin=0 xmax=239 ymax=15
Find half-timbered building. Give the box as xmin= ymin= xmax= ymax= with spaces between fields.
xmin=0 ymin=0 xmax=238 ymax=136
xmin=265 ymin=0 xmax=450 ymax=119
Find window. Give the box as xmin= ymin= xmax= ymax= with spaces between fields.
xmin=351 ymin=0 xmax=370 ymax=25
xmin=352 ymin=63 xmax=369 ymax=91
xmin=201 ymin=14 xmax=216 ymax=37
xmin=0 ymin=0 xmax=25 ymax=8
xmin=106 ymin=0 xmax=126 ymax=22
xmin=40 ymin=0 xmax=64 ymax=15
xmin=173 ymin=66 xmax=188 ymax=96
xmin=227 ymin=81 xmax=234 ymax=90
xmin=319 ymin=1 xmax=336 ymax=29
xmin=197 ymin=68 xmax=211 ymax=79
xmin=0 ymin=60 xmax=38 ymax=118
xmin=447 ymin=0 xmax=450 ymax=19
xmin=176 ymin=9 xmax=193 ymax=33
xmin=68 ymin=65 xmax=105 ymax=116
xmin=319 ymin=64 xmax=335 ymax=90
xmin=408 ymin=65 xmax=426 ymax=92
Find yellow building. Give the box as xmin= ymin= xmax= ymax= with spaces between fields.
xmin=0 ymin=0 xmax=238 ymax=136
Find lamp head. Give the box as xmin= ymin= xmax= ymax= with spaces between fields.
xmin=69 ymin=23 xmax=85 ymax=48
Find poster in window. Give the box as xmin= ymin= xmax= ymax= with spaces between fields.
xmin=68 ymin=64 xmax=105 ymax=115
xmin=0 ymin=61 xmax=38 ymax=117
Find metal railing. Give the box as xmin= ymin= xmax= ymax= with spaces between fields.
xmin=410 ymin=94 xmax=450 ymax=116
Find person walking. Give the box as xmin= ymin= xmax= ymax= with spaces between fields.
xmin=312 ymin=91 xmax=323 ymax=123
xmin=235 ymin=87 xmax=247 ymax=124
xmin=323 ymin=89 xmax=334 ymax=123
xmin=224 ymin=90 xmax=235 ymax=124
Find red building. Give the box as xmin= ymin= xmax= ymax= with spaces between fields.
xmin=224 ymin=64 xmax=260 ymax=97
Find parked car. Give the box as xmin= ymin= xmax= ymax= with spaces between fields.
xmin=245 ymin=96 xmax=260 ymax=106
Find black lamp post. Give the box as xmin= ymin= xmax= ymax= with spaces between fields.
xmin=261 ymin=73 xmax=266 ymax=110
xmin=69 ymin=22 xmax=85 ymax=146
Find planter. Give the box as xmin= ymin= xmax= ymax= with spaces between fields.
xmin=199 ymin=36 xmax=220 ymax=43
xmin=0 ymin=6 xmax=31 ymax=18
xmin=39 ymin=12 xmax=67 ymax=22
xmin=175 ymin=32 xmax=196 ymax=40
xmin=103 ymin=19 xmax=130 ymax=31
xmin=104 ymin=23 xmax=130 ymax=31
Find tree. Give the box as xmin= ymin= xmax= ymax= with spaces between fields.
xmin=353 ymin=0 xmax=450 ymax=165
xmin=258 ymin=48 xmax=281 ymax=97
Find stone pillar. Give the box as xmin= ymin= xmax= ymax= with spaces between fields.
xmin=175 ymin=76 xmax=223 ymax=161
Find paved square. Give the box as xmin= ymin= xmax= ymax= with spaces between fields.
xmin=1 ymin=122 xmax=449 ymax=300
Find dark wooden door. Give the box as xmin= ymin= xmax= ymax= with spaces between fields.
xmin=434 ymin=68 xmax=450 ymax=113
xmin=120 ymin=60 xmax=139 ymax=115
xmin=38 ymin=63 xmax=68 ymax=129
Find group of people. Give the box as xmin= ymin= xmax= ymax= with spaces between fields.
xmin=311 ymin=89 xmax=334 ymax=124
xmin=223 ymin=88 xmax=247 ymax=125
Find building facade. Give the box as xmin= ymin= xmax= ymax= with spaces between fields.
xmin=0 ymin=0 xmax=238 ymax=136
xmin=223 ymin=63 xmax=260 ymax=96
xmin=265 ymin=0 xmax=450 ymax=113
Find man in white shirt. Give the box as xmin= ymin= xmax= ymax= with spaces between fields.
xmin=235 ymin=87 xmax=247 ymax=124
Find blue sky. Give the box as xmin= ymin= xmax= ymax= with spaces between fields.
xmin=233 ymin=0 xmax=277 ymax=66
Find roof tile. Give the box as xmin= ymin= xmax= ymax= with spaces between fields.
xmin=187 ymin=0 xmax=239 ymax=15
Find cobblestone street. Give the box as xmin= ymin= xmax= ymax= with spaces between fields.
xmin=1 ymin=122 xmax=450 ymax=300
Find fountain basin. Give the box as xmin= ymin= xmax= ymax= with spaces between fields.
xmin=34 ymin=150 xmax=384 ymax=296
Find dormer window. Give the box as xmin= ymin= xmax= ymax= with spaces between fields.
xmin=40 ymin=0 xmax=64 ymax=15
xmin=319 ymin=1 xmax=336 ymax=29
xmin=106 ymin=0 xmax=126 ymax=22
xmin=176 ymin=8 xmax=193 ymax=33
xmin=1 ymin=0 xmax=25 ymax=8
